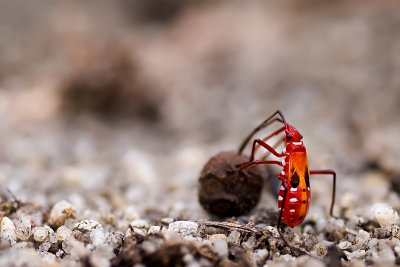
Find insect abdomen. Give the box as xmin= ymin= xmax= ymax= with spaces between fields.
xmin=278 ymin=185 xmax=310 ymax=227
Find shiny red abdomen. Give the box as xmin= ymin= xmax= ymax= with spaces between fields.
xmin=278 ymin=151 xmax=311 ymax=227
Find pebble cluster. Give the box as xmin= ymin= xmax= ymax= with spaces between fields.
xmin=0 ymin=194 xmax=399 ymax=266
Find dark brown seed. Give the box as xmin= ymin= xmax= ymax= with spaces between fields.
xmin=198 ymin=151 xmax=267 ymax=217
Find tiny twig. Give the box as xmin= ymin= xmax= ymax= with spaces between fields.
xmin=199 ymin=221 xmax=259 ymax=233
xmin=199 ymin=220 xmax=321 ymax=260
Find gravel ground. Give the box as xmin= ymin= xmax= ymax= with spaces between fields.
xmin=1 ymin=1 xmax=400 ymax=266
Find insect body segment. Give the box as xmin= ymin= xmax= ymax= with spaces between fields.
xmin=237 ymin=110 xmax=336 ymax=230
xmin=279 ymin=152 xmax=310 ymax=227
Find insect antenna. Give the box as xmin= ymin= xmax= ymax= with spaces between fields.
xmin=238 ymin=110 xmax=287 ymax=154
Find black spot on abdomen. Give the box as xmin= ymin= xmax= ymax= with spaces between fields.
xmin=305 ymin=167 xmax=310 ymax=187
xmin=290 ymin=169 xmax=300 ymax=188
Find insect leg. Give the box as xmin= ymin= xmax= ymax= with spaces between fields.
xmin=234 ymin=139 xmax=285 ymax=171
xmin=232 ymin=139 xmax=284 ymax=172
xmin=250 ymin=139 xmax=285 ymax=161
xmin=259 ymin=135 xmax=285 ymax=160
xmin=238 ymin=110 xmax=287 ymax=154
xmin=310 ymin=169 xmax=336 ymax=217
xmin=277 ymin=185 xmax=287 ymax=239
xmin=236 ymin=160 xmax=282 ymax=172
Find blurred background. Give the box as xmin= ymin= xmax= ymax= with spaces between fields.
xmin=0 ymin=0 xmax=399 ymax=223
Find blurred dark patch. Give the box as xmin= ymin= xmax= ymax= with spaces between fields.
xmin=325 ymin=245 xmax=346 ymax=267
xmin=144 ymin=209 xmax=166 ymax=225
xmin=60 ymin=47 xmax=162 ymax=123
xmin=227 ymin=244 xmax=251 ymax=266
xmin=390 ymin=174 xmax=400 ymax=195
xmin=363 ymin=160 xmax=381 ymax=172
xmin=113 ymin=233 xmax=221 ymax=267
xmin=118 ymin=0 xmax=197 ymax=25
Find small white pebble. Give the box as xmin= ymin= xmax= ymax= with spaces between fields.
xmin=39 ymin=241 xmax=51 ymax=253
xmin=209 ymin=234 xmax=228 ymax=244
xmin=213 ymin=239 xmax=228 ymax=258
xmin=355 ymin=230 xmax=370 ymax=249
xmin=74 ymin=219 xmax=102 ymax=232
xmin=368 ymin=238 xmax=379 ymax=247
xmin=0 ymin=217 xmax=16 ymax=246
xmin=38 ymin=252 xmax=57 ymax=266
xmin=242 ymin=236 xmax=257 ymax=250
xmin=62 ymin=236 xmax=75 ymax=254
xmin=91 ymin=245 xmax=115 ymax=265
xmin=15 ymin=214 xmax=32 ymax=241
xmin=148 ymin=226 xmax=162 ymax=234
xmin=167 ymin=221 xmax=198 ymax=237
xmin=338 ymin=240 xmax=352 ymax=250
xmin=32 ymin=226 xmax=49 ymax=242
xmin=48 ymin=200 xmax=76 ymax=227
xmin=90 ymin=229 xmax=105 ymax=247
xmin=313 ymin=242 xmax=327 ymax=257
xmin=391 ymin=225 xmax=400 ymax=238
xmin=228 ymin=231 xmax=240 ymax=245
xmin=250 ymin=249 xmax=269 ymax=266
xmin=57 ymin=226 xmax=72 ymax=242
xmin=1 ymin=216 xmax=15 ymax=231
xmin=14 ymin=241 xmax=34 ymax=249
xmin=45 ymin=226 xmax=58 ymax=244
xmin=371 ymin=203 xmax=399 ymax=227
xmin=329 ymin=217 xmax=345 ymax=230
xmin=69 ymin=237 xmax=88 ymax=259
xmin=105 ymin=231 xmax=124 ymax=249
xmin=344 ymin=249 xmax=366 ymax=261
xmin=377 ymin=247 xmax=396 ymax=265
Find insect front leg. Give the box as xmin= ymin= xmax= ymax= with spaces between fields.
xmin=235 ymin=160 xmax=282 ymax=172
xmin=234 ymin=139 xmax=284 ymax=172
xmin=309 ymin=169 xmax=336 ymax=217
xmin=238 ymin=110 xmax=287 ymax=154
xmin=259 ymin=136 xmax=285 ymax=161
xmin=250 ymin=139 xmax=285 ymax=161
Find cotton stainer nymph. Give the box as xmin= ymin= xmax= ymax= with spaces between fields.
xmin=236 ymin=110 xmax=336 ymax=231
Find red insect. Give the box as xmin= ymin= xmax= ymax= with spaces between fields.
xmin=237 ymin=110 xmax=336 ymax=229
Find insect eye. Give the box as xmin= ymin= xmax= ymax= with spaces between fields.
xmin=286 ymin=134 xmax=293 ymax=139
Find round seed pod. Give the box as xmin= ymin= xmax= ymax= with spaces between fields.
xmin=198 ymin=151 xmax=267 ymax=217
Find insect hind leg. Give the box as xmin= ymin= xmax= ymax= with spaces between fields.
xmin=310 ymin=169 xmax=336 ymax=217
